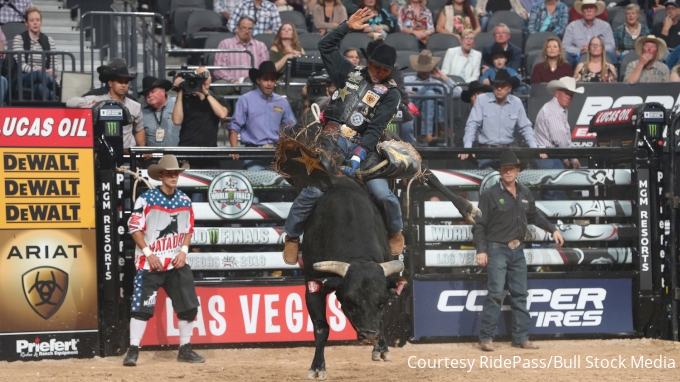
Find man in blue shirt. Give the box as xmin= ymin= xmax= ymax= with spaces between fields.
xmin=228 ymin=61 xmax=297 ymax=170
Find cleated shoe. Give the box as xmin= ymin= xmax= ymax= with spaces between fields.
xmin=177 ymin=343 xmax=205 ymax=363
xmin=123 ymin=345 xmax=139 ymax=366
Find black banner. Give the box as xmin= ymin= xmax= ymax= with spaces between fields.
xmin=0 ymin=331 xmax=98 ymax=361
xmin=530 ymin=83 xmax=680 ymax=146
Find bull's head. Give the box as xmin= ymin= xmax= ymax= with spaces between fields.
xmin=313 ymin=260 xmax=403 ymax=345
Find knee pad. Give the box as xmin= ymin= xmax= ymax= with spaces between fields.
xmin=130 ymin=312 xmax=153 ymax=321
xmin=176 ymin=307 xmax=198 ymax=322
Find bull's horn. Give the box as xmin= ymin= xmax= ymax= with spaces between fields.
xmin=313 ymin=261 xmax=350 ymax=277
xmin=380 ymin=260 xmax=404 ymax=277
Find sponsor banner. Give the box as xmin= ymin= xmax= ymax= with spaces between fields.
xmin=193 ymin=202 xmax=290 ymax=220
xmin=424 ymin=200 xmax=632 ymax=219
xmin=0 ymin=229 xmax=98 ymax=333
xmin=0 ymin=148 xmax=95 ymax=229
xmin=637 ymin=169 xmax=652 ymax=291
xmin=0 ymin=108 xmax=93 ymax=147
xmin=186 ymin=252 xmax=298 ymax=270
xmin=425 ymin=248 xmax=634 ymax=267
xmin=530 ymin=83 xmax=680 ymax=145
xmin=140 ymin=169 xmax=291 ymax=188
xmin=192 ymin=227 xmax=286 ymax=245
xmin=432 ymin=169 xmax=631 ymax=188
xmin=413 ymin=278 xmax=634 ymax=338
xmin=0 ymin=331 xmax=98 ymax=361
xmin=424 ymin=224 xmax=635 ymax=242
xmin=141 ymin=285 xmax=356 ymax=345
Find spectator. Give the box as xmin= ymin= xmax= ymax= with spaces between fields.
xmin=12 ymin=6 xmax=57 ymax=100
xmin=653 ymin=0 xmax=680 ymax=49
xmin=228 ymin=61 xmax=296 ymax=169
xmin=0 ymin=0 xmax=32 ymax=24
xmin=475 ymin=0 xmax=527 ymax=32
xmin=398 ymin=0 xmax=435 ymax=49
xmin=534 ymin=76 xmax=584 ymax=199
xmin=436 ymin=0 xmax=481 ymax=42
xmin=479 ymin=43 xmax=524 ymax=93
xmin=481 ymin=24 xmax=523 ymax=71
xmin=359 ymin=0 xmax=396 ymax=40
xmin=456 ymin=80 xmax=492 ymax=147
xmin=66 ymin=59 xmax=144 ymax=150
xmin=389 ymin=0 xmax=405 ymax=18
xmin=213 ymin=16 xmax=269 ymax=95
xmin=213 ymin=0 xmax=240 ymax=27
xmin=171 ymin=66 xmax=229 ymax=169
xmin=313 ymin=0 xmax=348 ymax=36
xmin=227 ymin=0 xmax=282 ymax=35
xmin=404 ymin=50 xmax=453 ymax=145
xmin=0 ymin=27 xmax=7 ymax=105
xmin=141 ymin=76 xmax=181 ymax=148
xmin=270 ymin=22 xmax=306 ymax=73
xmin=671 ymin=63 xmax=680 ymax=81
xmin=441 ymin=29 xmax=482 ymax=83
xmin=562 ymin=0 xmax=616 ymax=66
xmin=614 ymin=4 xmax=651 ymax=60
xmin=344 ymin=47 xmax=361 ymax=65
xmin=568 ymin=1 xmax=608 ymax=22
xmin=531 ymin=36 xmax=573 ymax=83
xmin=461 ymin=69 xmax=537 ymax=168
xmin=526 ymin=0 xmax=570 ymax=38
xmin=624 ymin=35 xmax=670 ymax=82
xmin=573 ymin=36 xmax=617 ymax=82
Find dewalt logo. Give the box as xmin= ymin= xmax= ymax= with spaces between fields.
xmin=22 ymin=266 xmax=69 ymax=320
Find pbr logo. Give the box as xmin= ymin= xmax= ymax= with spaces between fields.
xmin=22 ymin=266 xmax=69 ymax=320
xmin=208 ymin=172 xmax=254 ymax=219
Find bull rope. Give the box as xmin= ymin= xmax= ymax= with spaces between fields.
xmin=116 ymin=166 xmax=155 ymax=201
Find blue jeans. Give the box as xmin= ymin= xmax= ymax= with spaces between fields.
xmin=478 ymin=159 xmax=499 ymax=170
xmin=479 ymin=242 xmax=531 ymax=344
xmin=0 ymin=75 xmax=7 ymax=106
xmin=532 ymin=158 xmax=566 ymax=200
xmin=284 ymin=136 xmax=403 ymax=237
xmin=413 ymin=87 xmax=445 ymax=137
xmin=23 ymin=70 xmax=55 ymax=99
xmin=401 ymin=120 xmax=415 ymax=144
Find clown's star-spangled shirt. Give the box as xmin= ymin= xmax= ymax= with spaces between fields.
xmin=128 ymin=188 xmax=194 ymax=271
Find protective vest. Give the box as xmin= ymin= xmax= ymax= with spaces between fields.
xmin=20 ymin=30 xmax=51 ymax=70
xmin=323 ymin=66 xmax=397 ymax=134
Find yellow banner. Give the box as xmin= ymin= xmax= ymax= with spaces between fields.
xmin=0 ymin=229 xmax=98 ymax=332
xmin=0 ymin=148 xmax=95 ymax=229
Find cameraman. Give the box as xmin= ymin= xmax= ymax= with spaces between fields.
xmin=300 ymin=69 xmax=336 ymax=114
xmin=171 ymin=66 xmax=228 ymax=169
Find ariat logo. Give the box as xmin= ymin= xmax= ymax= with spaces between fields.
xmin=106 ymin=121 xmax=118 ymax=136
xmin=22 ymin=267 xmax=69 ymax=320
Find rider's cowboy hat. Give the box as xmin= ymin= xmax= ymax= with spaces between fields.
xmin=97 ymin=58 xmax=138 ymax=82
xmin=148 ymin=155 xmax=190 ymax=181
xmin=249 ymin=61 xmax=284 ymax=84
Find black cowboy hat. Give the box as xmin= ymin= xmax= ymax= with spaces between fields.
xmin=461 ymin=81 xmax=493 ymax=103
xmin=483 ymin=43 xmax=513 ymax=66
xmin=492 ymin=68 xmax=521 ymax=90
xmin=141 ymin=76 xmax=173 ymax=95
xmin=97 ymin=58 xmax=137 ymax=82
xmin=499 ymin=150 xmax=520 ymax=167
xmin=249 ymin=61 xmax=284 ymax=84
xmin=361 ymin=42 xmax=400 ymax=71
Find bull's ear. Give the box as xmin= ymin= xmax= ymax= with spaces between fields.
xmin=319 ymin=276 xmax=343 ymax=290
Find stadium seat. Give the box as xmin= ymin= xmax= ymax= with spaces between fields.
xmin=432 ymin=50 xmax=446 ymax=69
xmin=653 ymin=9 xmax=666 ymax=27
xmin=186 ymin=9 xmax=224 ymax=37
xmin=561 ymin=0 xmax=575 ymax=7
xmin=172 ymin=8 xmax=197 ymax=46
xmin=385 ymin=33 xmax=420 ymax=52
xmin=170 ymin=0 xmax=206 ymax=22
xmin=474 ymin=32 xmax=495 ymax=51
xmin=619 ymin=51 xmax=640 ymax=82
xmin=508 ymin=28 xmax=523 ymax=50
xmin=205 ymin=32 xmax=233 ymax=48
xmin=610 ymin=7 xmax=648 ymax=30
xmin=339 ymin=32 xmax=373 ymax=55
xmin=1 ymin=22 xmax=27 ymax=45
xmin=487 ymin=11 xmax=523 ymax=33
xmin=426 ymin=33 xmax=461 ymax=54
xmin=525 ymin=50 xmax=543 ymax=80
xmin=254 ymin=33 xmax=275 ymax=49
xmin=396 ymin=51 xmax=418 ymax=75
xmin=427 ymin=0 xmax=448 ymax=16
xmin=299 ymin=33 xmax=323 ymax=53
xmin=524 ymin=32 xmax=554 ymax=54
xmin=280 ymin=10 xmax=309 ymax=34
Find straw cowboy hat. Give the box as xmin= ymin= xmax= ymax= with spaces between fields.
xmin=409 ymin=50 xmax=441 ymax=72
xmin=634 ymin=35 xmax=667 ymax=61
xmin=574 ymin=0 xmax=606 ymax=15
xmin=97 ymin=58 xmax=138 ymax=82
xmin=547 ymin=76 xmax=585 ymax=95
xmin=147 ymin=155 xmax=190 ymax=181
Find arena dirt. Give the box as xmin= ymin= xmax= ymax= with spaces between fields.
xmin=1 ymin=338 xmax=679 ymax=381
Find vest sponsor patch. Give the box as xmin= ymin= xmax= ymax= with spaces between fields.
xmin=332 ymin=89 xmax=339 ymax=100
xmin=346 ymin=83 xmax=359 ymax=90
xmin=308 ymin=280 xmax=322 ymax=293
xmin=373 ymin=84 xmax=388 ymax=95
xmin=351 ymin=112 xmax=364 ymax=126
xmin=348 ymin=71 xmax=362 ymax=83
xmin=362 ymin=90 xmax=380 ymax=107
xmin=273 ymin=106 xmax=283 ymax=113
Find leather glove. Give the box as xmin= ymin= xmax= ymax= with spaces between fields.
xmin=341 ymin=146 xmax=366 ymax=177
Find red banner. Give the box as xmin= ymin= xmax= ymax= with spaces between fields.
xmin=0 ymin=108 xmax=93 ymax=148
xmin=141 ymin=285 xmax=357 ymax=345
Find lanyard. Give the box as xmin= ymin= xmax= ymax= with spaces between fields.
xmin=153 ymin=105 xmax=165 ymax=128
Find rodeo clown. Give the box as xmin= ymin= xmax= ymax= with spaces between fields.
xmin=282 ymin=8 xmax=405 ymax=264
xmin=123 ymin=155 xmax=204 ymax=366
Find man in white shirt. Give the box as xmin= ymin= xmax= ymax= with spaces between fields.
xmin=441 ymin=29 xmax=482 ymax=85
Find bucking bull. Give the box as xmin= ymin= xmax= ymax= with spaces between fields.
xmin=274 ymin=105 xmax=481 ymax=380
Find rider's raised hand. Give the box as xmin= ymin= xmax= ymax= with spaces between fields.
xmin=348 ymin=8 xmax=373 ymax=31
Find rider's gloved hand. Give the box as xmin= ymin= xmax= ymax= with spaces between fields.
xmin=341 ymin=146 xmax=367 ymax=177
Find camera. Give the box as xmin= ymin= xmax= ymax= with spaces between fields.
xmin=176 ymin=66 xmax=209 ymax=93
xmin=306 ymin=70 xmax=331 ymax=103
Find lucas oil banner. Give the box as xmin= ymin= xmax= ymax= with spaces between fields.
xmin=413 ymin=278 xmax=633 ymax=339
xmin=0 ymin=108 xmax=98 ymax=361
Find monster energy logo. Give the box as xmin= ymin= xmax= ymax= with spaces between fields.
xmin=648 ymin=124 xmax=657 ymax=137
xmin=106 ymin=122 xmax=118 ymax=136
xmin=208 ymin=228 xmax=219 ymax=244
xmin=386 ymin=122 xmax=397 ymax=134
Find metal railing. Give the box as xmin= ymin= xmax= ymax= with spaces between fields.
xmin=0 ymin=50 xmax=76 ymax=104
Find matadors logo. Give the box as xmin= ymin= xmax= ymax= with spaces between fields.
xmin=16 ymin=337 xmax=79 ymax=357
xmin=208 ymin=172 xmax=254 ymax=219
